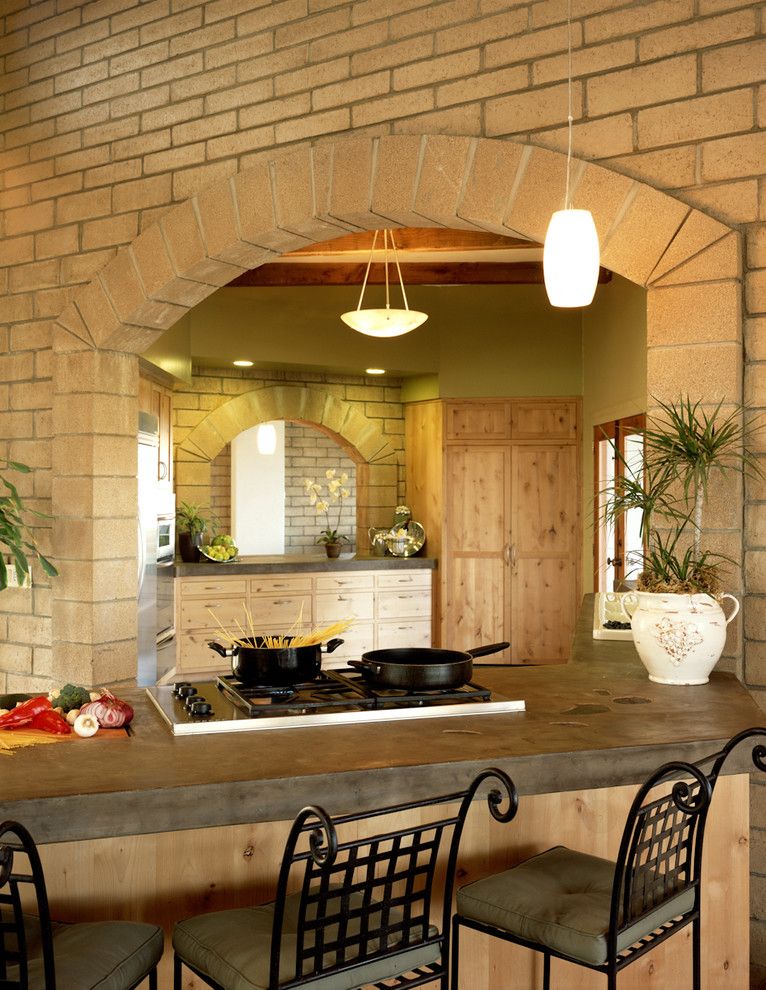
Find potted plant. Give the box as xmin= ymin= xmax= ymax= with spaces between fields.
xmin=176 ymin=502 xmax=208 ymax=563
xmin=0 ymin=460 xmax=58 ymax=589
xmin=605 ymin=397 xmax=762 ymax=685
xmin=304 ymin=471 xmax=351 ymax=559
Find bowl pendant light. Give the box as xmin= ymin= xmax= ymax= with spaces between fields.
xmin=543 ymin=0 xmax=600 ymax=309
xmin=341 ymin=229 xmax=428 ymax=337
xmin=256 ymin=423 xmax=277 ymax=456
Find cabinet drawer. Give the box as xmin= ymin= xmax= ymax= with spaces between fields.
xmin=315 ymin=591 xmax=374 ymax=623
xmin=180 ymin=578 xmax=248 ymax=599
xmin=315 ymin=572 xmax=375 ymax=592
xmin=511 ymin=400 xmax=577 ymax=440
xmin=376 ymin=620 xmax=431 ymax=649
xmin=447 ymin=402 xmax=510 ymax=440
xmin=322 ymin=623 xmax=375 ymax=664
xmin=180 ymin=598 xmax=248 ymax=630
xmin=376 ymin=571 xmax=432 ymax=590
xmin=249 ymin=595 xmax=312 ymax=628
xmin=177 ymin=629 xmax=228 ymax=673
xmin=377 ymin=590 xmax=431 ymax=620
xmin=248 ymin=576 xmax=312 ymax=595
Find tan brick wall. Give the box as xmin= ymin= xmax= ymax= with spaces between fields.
xmin=171 ymin=365 xmax=404 ymax=548
xmin=2 ymin=0 xmax=766 ymax=974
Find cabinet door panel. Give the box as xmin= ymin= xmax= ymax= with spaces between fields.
xmin=447 ymin=403 xmax=510 ymax=440
xmin=512 ymin=558 xmax=577 ymax=663
xmin=446 ymin=446 xmax=509 ymax=554
xmin=513 ymin=446 xmax=578 ymax=557
xmin=315 ymin=591 xmax=374 ymax=623
xmin=443 ymin=557 xmax=509 ymax=661
xmin=511 ymin=401 xmax=577 ymax=440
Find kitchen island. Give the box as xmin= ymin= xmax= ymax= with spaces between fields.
xmin=1 ymin=596 xmax=761 ymax=988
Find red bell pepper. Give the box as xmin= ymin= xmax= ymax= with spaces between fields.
xmin=30 ymin=709 xmax=71 ymax=735
xmin=0 ymin=696 xmax=51 ymax=730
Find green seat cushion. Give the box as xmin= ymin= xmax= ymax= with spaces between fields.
xmin=9 ymin=917 xmax=163 ymax=990
xmin=456 ymin=846 xmax=695 ymax=967
xmin=174 ymin=891 xmax=441 ymax=990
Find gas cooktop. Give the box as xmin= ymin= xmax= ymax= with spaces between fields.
xmin=145 ymin=669 xmax=525 ymax=735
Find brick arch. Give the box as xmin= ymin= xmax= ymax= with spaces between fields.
xmin=50 ymin=133 xmax=743 ymax=686
xmin=177 ymin=385 xmax=398 ymax=548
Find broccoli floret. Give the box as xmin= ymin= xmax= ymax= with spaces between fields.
xmin=52 ymin=683 xmax=92 ymax=713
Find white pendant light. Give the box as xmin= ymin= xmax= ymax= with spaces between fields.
xmin=543 ymin=0 xmax=600 ymax=309
xmin=341 ymin=229 xmax=428 ymax=338
xmin=256 ymin=423 xmax=277 ymax=455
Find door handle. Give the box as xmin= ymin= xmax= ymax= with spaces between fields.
xmin=158 ymin=460 xmax=167 ymax=480
xmin=503 ymin=544 xmax=511 ymax=566
xmin=511 ymin=544 xmax=517 ymax=570
xmin=607 ymin=557 xmax=623 ymax=566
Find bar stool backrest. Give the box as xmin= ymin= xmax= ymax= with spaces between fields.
xmin=268 ymin=768 xmax=517 ymax=990
xmin=0 ymin=820 xmax=56 ymax=990
xmin=608 ymin=759 xmax=712 ymax=961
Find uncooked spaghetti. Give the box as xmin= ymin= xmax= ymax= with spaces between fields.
xmin=208 ymin=602 xmax=352 ymax=649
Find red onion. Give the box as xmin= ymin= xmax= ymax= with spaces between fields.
xmin=80 ymin=690 xmax=134 ymax=729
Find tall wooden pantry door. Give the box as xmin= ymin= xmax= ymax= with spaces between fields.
xmin=443 ymin=445 xmax=511 ymax=662
xmin=511 ymin=444 xmax=579 ymax=662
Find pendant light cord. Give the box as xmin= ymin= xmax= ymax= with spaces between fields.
xmin=565 ymin=0 xmax=573 ymax=210
xmin=389 ymin=230 xmax=410 ymax=312
xmin=356 ymin=229 xmax=379 ymax=312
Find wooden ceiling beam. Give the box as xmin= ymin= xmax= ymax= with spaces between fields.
xmin=227 ymin=261 xmax=612 ymax=287
xmin=284 ymin=227 xmax=538 ymax=256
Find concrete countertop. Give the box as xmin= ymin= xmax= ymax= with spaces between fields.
xmin=174 ymin=553 xmax=438 ymax=576
xmin=1 ymin=596 xmax=762 ymax=844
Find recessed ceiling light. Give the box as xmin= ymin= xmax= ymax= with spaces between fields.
xmin=366 ymin=368 xmax=386 ymax=375
xmin=233 ymin=359 xmax=254 ymax=367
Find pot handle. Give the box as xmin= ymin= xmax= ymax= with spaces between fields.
xmin=348 ymin=659 xmax=380 ymax=677
xmin=324 ymin=638 xmax=345 ymax=654
xmin=721 ymin=593 xmax=740 ymax=625
xmin=207 ymin=641 xmax=234 ymax=658
xmin=467 ymin=642 xmax=510 ymax=659
xmin=622 ymin=592 xmax=639 ymax=618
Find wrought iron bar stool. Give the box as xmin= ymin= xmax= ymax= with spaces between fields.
xmin=0 ymin=819 xmax=163 ymax=990
xmin=451 ymin=727 xmax=766 ymax=990
xmin=172 ymin=767 xmax=518 ymax=990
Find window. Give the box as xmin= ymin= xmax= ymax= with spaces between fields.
xmin=594 ymin=414 xmax=645 ymax=592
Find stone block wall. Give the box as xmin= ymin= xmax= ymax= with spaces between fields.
xmin=171 ymin=365 xmax=403 ymax=546
xmin=284 ymin=423 xmax=357 ymax=554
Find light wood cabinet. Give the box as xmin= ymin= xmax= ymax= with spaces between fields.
xmin=139 ymin=374 xmax=173 ymax=487
xmin=406 ymin=398 xmax=581 ymax=665
xmin=175 ymin=568 xmax=433 ymax=675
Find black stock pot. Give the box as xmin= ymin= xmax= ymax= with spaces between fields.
xmin=207 ymin=637 xmax=344 ymax=686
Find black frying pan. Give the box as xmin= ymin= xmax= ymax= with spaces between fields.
xmin=348 ymin=642 xmax=510 ymax=691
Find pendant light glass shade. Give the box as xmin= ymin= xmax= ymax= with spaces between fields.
xmin=256 ymin=423 xmax=277 ymax=456
xmin=341 ymin=229 xmax=428 ymax=338
xmin=543 ymin=209 xmax=600 ymax=308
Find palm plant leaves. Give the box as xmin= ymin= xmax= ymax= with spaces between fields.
xmin=600 ymin=397 xmax=764 ymax=595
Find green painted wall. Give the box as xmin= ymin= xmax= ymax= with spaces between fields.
xmin=148 ymin=283 xmax=583 ymax=396
xmin=581 ymin=275 xmax=648 ymax=591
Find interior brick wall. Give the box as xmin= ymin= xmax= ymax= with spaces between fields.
xmin=2 ymin=0 xmax=766 ymax=977
xmin=283 ymin=422 xmax=357 ymax=554
xmin=171 ymin=365 xmax=403 ymax=547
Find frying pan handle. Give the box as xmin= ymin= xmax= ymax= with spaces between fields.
xmin=324 ymin=638 xmax=345 ymax=654
xmin=208 ymin=641 xmax=235 ymax=658
xmin=348 ymin=659 xmax=380 ymax=676
xmin=467 ymin=642 xmax=510 ymax=659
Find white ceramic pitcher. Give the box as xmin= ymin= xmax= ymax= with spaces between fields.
xmin=623 ymin=591 xmax=739 ymax=685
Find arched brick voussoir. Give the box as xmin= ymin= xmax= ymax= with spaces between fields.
xmin=371 ymin=135 xmax=437 ymax=229
xmin=457 ymin=139 xmax=527 ymax=234
xmin=648 ymin=209 xmax=736 ymax=285
xmin=323 ymin=137 xmax=379 ymax=231
xmin=160 ymin=199 xmax=246 ymax=288
xmin=195 ymin=177 xmax=279 ymax=271
xmin=412 ymin=134 xmax=484 ymax=231
xmin=504 ymin=145 xmax=569 ymax=244
xmin=270 ymin=147 xmax=358 ymax=245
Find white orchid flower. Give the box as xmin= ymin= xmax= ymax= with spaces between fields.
xmin=340 ymin=488 xmax=350 ymax=498
xmin=309 ymin=492 xmax=318 ymax=505
xmin=316 ymin=500 xmax=329 ymax=514
xmin=328 ymin=478 xmax=341 ymax=494
xmin=326 ymin=468 xmax=336 ymax=479
xmin=340 ymin=472 xmax=348 ymax=483
xmin=303 ymin=478 xmax=314 ymax=491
